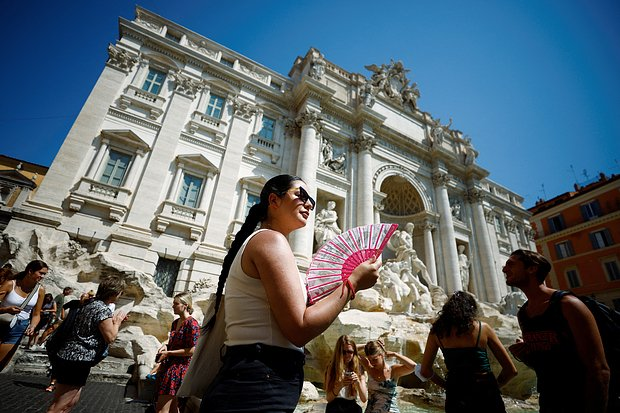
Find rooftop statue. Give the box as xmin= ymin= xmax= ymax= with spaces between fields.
xmin=364 ymin=60 xmax=419 ymax=109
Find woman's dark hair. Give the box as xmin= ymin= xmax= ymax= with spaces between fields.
xmin=204 ymin=174 xmax=303 ymax=331
xmin=15 ymin=260 xmax=48 ymax=281
xmin=96 ymin=276 xmax=125 ymax=301
xmin=44 ymin=293 xmax=53 ymax=303
xmin=0 ymin=267 xmax=14 ymax=283
xmin=431 ymin=291 xmax=478 ymax=338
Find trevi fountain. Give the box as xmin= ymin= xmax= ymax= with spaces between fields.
xmin=0 ymin=219 xmax=539 ymax=412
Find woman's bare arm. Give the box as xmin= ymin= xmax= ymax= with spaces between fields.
xmin=247 ymin=231 xmax=380 ymax=347
xmin=485 ymin=322 xmax=517 ymax=387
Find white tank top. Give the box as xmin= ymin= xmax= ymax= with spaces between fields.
xmin=225 ymin=229 xmax=305 ymax=352
xmin=0 ymin=280 xmax=40 ymax=320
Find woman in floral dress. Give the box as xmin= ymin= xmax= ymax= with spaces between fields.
xmin=156 ymin=292 xmax=200 ymax=413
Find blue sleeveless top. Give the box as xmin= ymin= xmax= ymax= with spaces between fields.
xmin=439 ymin=320 xmax=492 ymax=375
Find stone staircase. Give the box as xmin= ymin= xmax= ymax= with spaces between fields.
xmin=4 ymin=346 xmax=135 ymax=384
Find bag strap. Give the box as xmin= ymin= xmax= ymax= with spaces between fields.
xmin=550 ymin=289 xmax=571 ymax=305
xmin=16 ymin=282 xmax=40 ymax=310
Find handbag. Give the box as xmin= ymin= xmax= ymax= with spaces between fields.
xmin=0 ymin=281 xmax=40 ymax=330
xmin=177 ymin=295 xmax=226 ymax=401
xmin=0 ymin=313 xmax=17 ymax=329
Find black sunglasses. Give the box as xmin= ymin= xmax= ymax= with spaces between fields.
xmin=288 ymin=186 xmax=315 ymax=211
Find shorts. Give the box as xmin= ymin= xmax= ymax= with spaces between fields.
xmin=49 ymin=355 xmax=92 ymax=387
xmin=201 ymin=343 xmax=305 ymax=413
xmin=0 ymin=318 xmax=29 ymax=344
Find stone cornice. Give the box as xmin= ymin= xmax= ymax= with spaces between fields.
xmin=320 ymin=99 xmax=357 ymax=125
xmin=107 ymin=107 xmax=161 ymax=131
xmin=353 ymin=105 xmax=386 ymax=130
xmin=179 ymin=133 xmax=225 ymax=155
xmin=121 ymin=15 xmax=293 ymax=98
xmin=291 ymin=76 xmax=336 ymax=109
xmin=241 ymin=154 xmax=281 ymax=173
xmin=316 ymin=168 xmax=351 ymax=189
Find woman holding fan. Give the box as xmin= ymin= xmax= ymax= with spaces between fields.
xmin=200 ymin=174 xmax=381 ymax=412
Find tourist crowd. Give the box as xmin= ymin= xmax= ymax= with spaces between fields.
xmin=0 ymin=174 xmax=614 ymax=412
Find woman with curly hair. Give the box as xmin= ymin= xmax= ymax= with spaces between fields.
xmin=418 ymin=291 xmax=517 ymax=413
xmin=324 ymin=335 xmax=367 ymax=413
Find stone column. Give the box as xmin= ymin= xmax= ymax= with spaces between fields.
xmin=198 ymin=172 xmax=215 ymax=211
xmin=86 ymin=139 xmax=109 ymax=179
xmin=203 ymin=98 xmax=258 ymax=247
xmin=235 ymin=183 xmax=249 ymax=220
xmin=466 ymin=188 xmax=501 ymax=302
xmin=167 ymin=163 xmax=184 ymax=201
xmin=354 ymin=133 xmax=375 ymax=226
xmin=124 ymin=72 xmax=202 ymax=228
xmin=432 ymin=171 xmax=461 ymax=293
xmin=423 ymin=220 xmax=438 ymax=285
xmin=30 ymin=45 xmax=139 ymax=212
xmin=289 ymin=109 xmax=322 ymax=260
xmin=196 ymin=85 xmax=211 ymax=111
xmin=124 ymin=149 xmax=145 ymax=189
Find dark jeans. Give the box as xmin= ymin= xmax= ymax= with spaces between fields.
xmin=200 ymin=343 xmax=305 ymax=413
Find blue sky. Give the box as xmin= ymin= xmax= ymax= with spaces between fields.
xmin=1 ymin=0 xmax=618 ymax=208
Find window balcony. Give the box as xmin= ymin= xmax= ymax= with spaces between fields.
xmin=118 ymin=84 xmax=166 ymax=120
xmin=67 ymin=177 xmax=132 ymax=221
xmin=247 ymin=134 xmax=281 ymax=164
xmin=187 ymin=111 xmax=227 ymax=142
xmin=155 ymin=200 xmax=206 ymax=241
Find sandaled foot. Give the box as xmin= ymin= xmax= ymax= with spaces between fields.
xmin=45 ymin=384 xmax=56 ymax=392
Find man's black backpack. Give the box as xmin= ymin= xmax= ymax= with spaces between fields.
xmin=553 ymin=290 xmax=620 ymax=412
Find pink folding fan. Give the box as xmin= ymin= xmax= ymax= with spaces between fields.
xmin=306 ymin=223 xmax=398 ymax=304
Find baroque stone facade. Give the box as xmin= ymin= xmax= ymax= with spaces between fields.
xmin=3 ymin=6 xmax=534 ymax=303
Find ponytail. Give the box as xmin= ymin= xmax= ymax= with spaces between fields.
xmin=203 ymin=202 xmax=267 ymax=332
xmin=203 ymin=174 xmax=303 ymax=332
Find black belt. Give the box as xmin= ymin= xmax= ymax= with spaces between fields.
xmin=224 ymin=343 xmax=305 ymax=366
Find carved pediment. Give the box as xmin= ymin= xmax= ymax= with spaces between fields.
xmin=175 ymin=154 xmax=219 ymax=174
xmin=101 ymin=130 xmax=150 ymax=152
